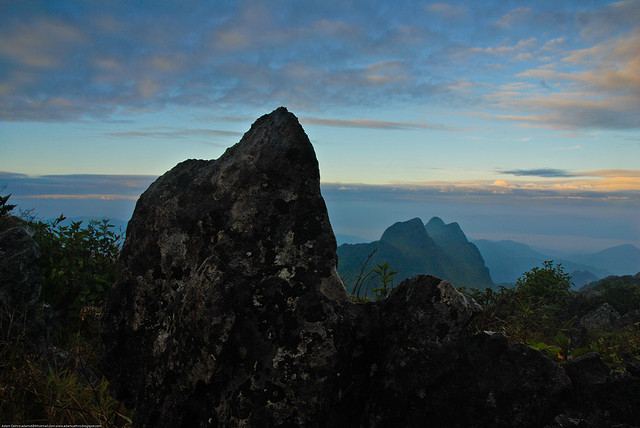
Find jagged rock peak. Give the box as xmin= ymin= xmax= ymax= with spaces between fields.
xmin=103 ymin=107 xmax=347 ymax=427
xmin=426 ymin=216 xmax=446 ymax=228
xmin=425 ymin=216 xmax=467 ymax=241
xmin=380 ymin=217 xmax=428 ymax=243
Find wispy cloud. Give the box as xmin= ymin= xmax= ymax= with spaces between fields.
xmin=498 ymin=168 xmax=576 ymax=178
xmin=492 ymin=25 xmax=640 ymax=130
xmin=425 ymin=3 xmax=468 ymax=19
xmin=106 ymin=128 xmax=242 ymax=139
xmin=470 ymin=37 xmax=537 ymax=56
xmin=20 ymin=194 xmax=139 ymax=201
xmin=300 ymin=117 xmax=451 ymax=131
xmin=495 ymin=7 xmax=532 ymax=28
xmin=212 ymin=114 xmax=454 ymax=131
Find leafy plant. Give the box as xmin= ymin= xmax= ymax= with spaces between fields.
xmin=28 ymin=215 xmax=122 ymax=333
xmin=0 ymin=193 xmax=16 ymax=216
xmin=1 ymin=196 xmax=130 ymax=424
xmin=372 ymin=262 xmax=398 ymax=300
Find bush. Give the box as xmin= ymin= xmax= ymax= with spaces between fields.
xmin=0 ymin=195 xmax=131 ymax=425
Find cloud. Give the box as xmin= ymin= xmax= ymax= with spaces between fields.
xmin=541 ymin=37 xmax=565 ymax=51
xmin=577 ymin=0 xmax=640 ymax=38
xmin=20 ymin=194 xmax=139 ymax=201
xmin=499 ymin=169 xmax=576 ymax=178
xmin=0 ymin=1 xmax=460 ymax=122
xmin=495 ymin=7 xmax=532 ymax=28
xmin=300 ymin=117 xmax=451 ymax=131
xmin=106 ymin=128 xmax=242 ymax=139
xmin=0 ymin=172 xmax=156 ymax=200
xmin=425 ymin=3 xmax=467 ymax=19
xmin=211 ymin=114 xmax=454 ymax=131
xmin=0 ymin=18 xmax=86 ymax=68
xmin=470 ymin=37 xmax=537 ymax=55
xmin=490 ymin=27 xmax=640 ymax=130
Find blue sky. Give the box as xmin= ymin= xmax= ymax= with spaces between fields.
xmin=1 ymin=0 xmax=639 ymax=251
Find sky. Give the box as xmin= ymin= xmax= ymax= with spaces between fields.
xmin=1 ymin=0 xmax=639 ymax=252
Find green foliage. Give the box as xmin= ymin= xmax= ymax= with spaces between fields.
xmin=29 ymin=215 xmax=122 ymax=331
xmin=515 ymin=260 xmax=571 ymax=303
xmin=349 ymin=251 xmax=398 ymax=301
xmin=1 ymin=195 xmax=130 ymax=424
xmin=588 ymin=279 xmax=640 ymax=315
xmin=469 ymin=260 xmax=640 ymax=367
xmin=351 ymin=249 xmax=377 ymax=299
xmin=372 ymin=262 xmax=398 ymax=300
xmin=0 ymin=194 xmax=16 ymax=216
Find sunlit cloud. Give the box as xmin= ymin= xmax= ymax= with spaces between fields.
xmin=492 ymin=25 xmax=640 ymax=130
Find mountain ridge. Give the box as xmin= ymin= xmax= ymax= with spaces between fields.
xmin=337 ymin=217 xmax=494 ymax=293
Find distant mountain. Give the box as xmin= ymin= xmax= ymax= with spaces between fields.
xmin=474 ymin=240 xmax=551 ymax=285
xmin=569 ymin=244 xmax=640 ymax=276
xmin=335 ymin=233 xmax=368 ymax=245
xmin=474 ymin=239 xmax=607 ymax=287
xmin=580 ymin=272 xmax=640 ymax=294
xmin=424 ymin=217 xmax=493 ymax=290
xmin=337 ymin=217 xmax=494 ymax=295
xmin=570 ymin=270 xmax=599 ymax=289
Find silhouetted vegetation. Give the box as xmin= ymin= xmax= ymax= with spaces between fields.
xmin=0 ymin=195 xmax=131 ymax=426
xmin=2 ymin=193 xmax=638 ymax=422
xmin=465 ymin=261 xmax=640 ymax=367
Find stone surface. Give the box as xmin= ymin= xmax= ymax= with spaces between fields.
xmin=560 ymin=353 xmax=640 ymax=428
xmin=103 ymin=107 xmax=352 ymax=427
xmin=0 ymin=216 xmax=41 ymax=310
xmin=103 ymin=108 xmax=640 ymax=428
xmin=580 ymin=303 xmax=621 ymax=331
xmin=363 ymin=278 xmax=570 ymax=427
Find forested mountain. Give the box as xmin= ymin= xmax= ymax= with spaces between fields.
xmin=337 ymin=217 xmax=494 ymax=295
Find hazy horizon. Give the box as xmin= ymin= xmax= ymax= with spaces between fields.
xmin=2 ymin=1 xmax=639 ymax=253
xmin=3 ymin=169 xmax=639 ymax=254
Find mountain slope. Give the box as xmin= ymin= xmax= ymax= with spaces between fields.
xmin=337 ymin=217 xmax=493 ymax=295
xmin=425 ymin=217 xmax=493 ymax=290
xmin=474 ymin=239 xmax=609 ymax=286
xmin=570 ymin=244 xmax=640 ymax=276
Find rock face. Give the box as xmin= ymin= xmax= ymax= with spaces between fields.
xmin=104 ymin=108 xmax=639 ymax=428
xmin=103 ymin=107 xmax=349 ymax=426
xmin=580 ymin=303 xmax=621 ymax=331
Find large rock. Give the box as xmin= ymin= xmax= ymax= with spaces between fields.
xmin=104 ymin=107 xmax=352 ymax=426
xmin=580 ymin=303 xmax=621 ymax=331
xmin=363 ymin=276 xmax=570 ymax=427
xmin=557 ymin=353 xmax=640 ymax=428
xmin=103 ymin=108 xmax=636 ymax=427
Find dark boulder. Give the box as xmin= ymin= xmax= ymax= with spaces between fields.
xmin=579 ymin=303 xmax=621 ymax=331
xmin=103 ymin=107 xmax=351 ymax=427
xmin=362 ymin=277 xmax=570 ymax=428
xmin=103 ymin=108 xmax=639 ymax=427
xmin=560 ymin=353 xmax=640 ymax=428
